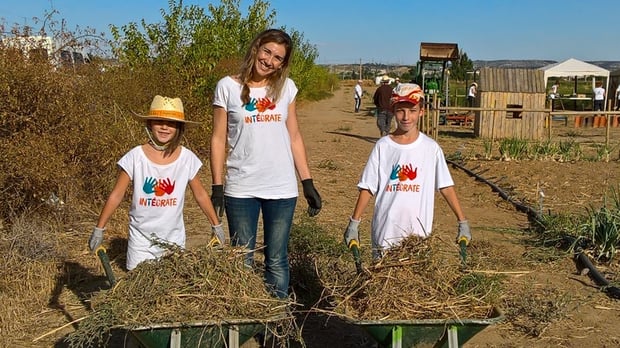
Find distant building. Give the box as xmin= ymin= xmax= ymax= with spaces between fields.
xmin=1 ymin=35 xmax=90 ymax=68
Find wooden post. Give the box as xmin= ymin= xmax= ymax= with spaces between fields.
xmin=547 ymin=112 xmax=552 ymax=141
xmin=606 ymin=112 xmax=611 ymax=148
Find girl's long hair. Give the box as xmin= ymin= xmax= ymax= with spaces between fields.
xmin=238 ymin=29 xmax=293 ymax=105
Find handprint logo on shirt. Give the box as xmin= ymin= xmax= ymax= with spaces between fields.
xmin=390 ymin=162 xmax=418 ymax=182
xmin=255 ymin=97 xmax=276 ymax=112
xmin=143 ymin=177 xmax=176 ymax=196
xmin=244 ymin=98 xmax=258 ymax=112
xmin=143 ymin=177 xmax=157 ymax=194
xmin=244 ymin=97 xmax=276 ymax=112
xmin=390 ymin=164 xmax=401 ymax=180
xmin=399 ymin=164 xmax=417 ymax=181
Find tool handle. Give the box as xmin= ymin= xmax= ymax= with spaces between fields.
xmin=95 ymin=246 xmax=116 ymax=286
xmin=458 ymin=237 xmax=468 ymax=265
xmin=348 ymin=240 xmax=363 ymax=274
xmin=208 ymin=236 xmax=221 ymax=247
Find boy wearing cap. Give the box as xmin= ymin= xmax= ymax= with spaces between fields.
xmin=89 ymin=95 xmax=224 ymax=270
xmin=344 ymin=84 xmax=471 ymax=258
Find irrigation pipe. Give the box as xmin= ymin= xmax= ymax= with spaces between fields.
xmin=446 ymin=159 xmax=620 ymax=300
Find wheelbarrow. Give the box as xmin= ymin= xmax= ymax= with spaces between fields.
xmin=128 ymin=314 xmax=287 ymax=348
xmin=349 ymin=307 xmax=504 ymax=348
xmin=345 ymin=237 xmax=503 ymax=347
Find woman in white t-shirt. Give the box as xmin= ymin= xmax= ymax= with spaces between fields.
xmin=88 ymin=95 xmax=224 ymax=270
xmin=210 ymin=29 xmax=322 ymax=299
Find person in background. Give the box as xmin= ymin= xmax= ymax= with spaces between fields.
xmin=549 ymin=80 xmax=560 ymax=110
xmin=550 ymin=80 xmax=560 ymax=98
xmin=89 ymin=95 xmax=225 ymax=270
xmin=354 ymin=79 xmax=363 ymax=113
xmin=593 ymin=81 xmax=605 ymax=116
xmin=373 ymin=75 xmax=394 ymax=136
xmin=344 ymin=83 xmax=471 ymax=259
xmin=210 ymin=29 xmax=322 ymax=299
xmin=467 ymin=82 xmax=477 ymax=109
xmin=615 ymin=83 xmax=620 ymax=111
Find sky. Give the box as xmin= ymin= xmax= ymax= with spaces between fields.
xmin=1 ymin=0 xmax=619 ymax=65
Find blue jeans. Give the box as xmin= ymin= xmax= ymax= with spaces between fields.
xmin=225 ymin=196 xmax=296 ymax=298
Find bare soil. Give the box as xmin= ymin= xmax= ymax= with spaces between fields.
xmin=278 ymin=83 xmax=620 ymax=347
xmin=15 ymin=83 xmax=620 ymax=348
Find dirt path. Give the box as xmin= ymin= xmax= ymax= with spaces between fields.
xmin=10 ymin=82 xmax=620 ymax=348
xmin=285 ymin=83 xmax=620 ymax=347
xmin=121 ymin=82 xmax=620 ymax=348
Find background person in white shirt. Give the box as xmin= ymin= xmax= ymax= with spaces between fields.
xmin=354 ymin=80 xmax=363 ymax=113
xmin=593 ymin=81 xmax=606 ymax=115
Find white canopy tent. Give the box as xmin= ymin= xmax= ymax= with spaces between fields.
xmin=539 ymin=58 xmax=610 ymax=107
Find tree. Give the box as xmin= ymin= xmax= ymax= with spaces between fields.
xmin=450 ymin=49 xmax=474 ymax=81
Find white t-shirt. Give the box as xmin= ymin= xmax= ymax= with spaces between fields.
xmin=118 ymin=145 xmax=202 ymax=270
xmin=213 ymin=76 xmax=299 ymax=199
xmin=593 ymin=86 xmax=605 ymax=101
xmin=357 ymin=133 xmax=454 ymax=252
xmin=468 ymin=85 xmax=476 ymax=98
xmin=354 ymin=83 xmax=363 ymax=99
xmin=616 ymin=85 xmax=620 ymax=99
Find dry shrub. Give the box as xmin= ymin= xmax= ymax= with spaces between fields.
xmin=0 ymin=52 xmax=218 ymax=221
xmin=322 ymin=234 xmax=501 ymax=321
xmin=67 ymin=244 xmax=295 ymax=347
xmin=0 ymin=212 xmax=64 ymax=342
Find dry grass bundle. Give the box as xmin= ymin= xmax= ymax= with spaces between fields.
xmin=67 ymin=244 xmax=295 ymax=347
xmin=322 ymin=234 xmax=502 ymax=321
xmin=0 ymin=212 xmax=65 ymax=343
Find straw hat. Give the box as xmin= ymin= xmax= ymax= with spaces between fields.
xmin=381 ymin=75 xmax=390 ymax=83
xmin=132 ymin=95 xmax=200 ymax=125
xmin=390 ymin=83 xmax=424 ymax=106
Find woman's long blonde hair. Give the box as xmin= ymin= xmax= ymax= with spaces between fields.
xmin=238 ymin=29 xmax=293 ymax=105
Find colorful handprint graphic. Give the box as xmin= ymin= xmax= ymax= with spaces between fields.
xmin=143 ymin=177 xmax=157 ymax=194
xmin=391 ymin=163 xmax=418 ymax=182
xmin=143 ymin=177 xmax=176 ymax=196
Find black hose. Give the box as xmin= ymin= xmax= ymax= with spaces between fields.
xmin=447 ymin=159 xmax=620 ymax=300
xmin=446 ymin=159 xmax=540 ymax=220
xmin=574 ymin=252 xmax=620 ymax=299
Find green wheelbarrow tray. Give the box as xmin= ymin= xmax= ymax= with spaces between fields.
xmin=348 ymin=307 xmax=504 ymax=348
xmin=128 ymin=314 xmax=288 ymax=348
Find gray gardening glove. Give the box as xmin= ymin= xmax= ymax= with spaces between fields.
xmin=212 ymin=224 xmax=226 ymax=246
xmin=89 ymin=227 xmax=105 ymax=251
xmin=456 ymin=220 xmax=472 ymax=246
xmin=344 ymin=217 xmax=360 ymax=247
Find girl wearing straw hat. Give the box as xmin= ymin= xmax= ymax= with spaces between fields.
xmin=89 ymin=95 xmax=225 ymax=270
xmin=210 ymin=29 xmax=322 ymax=299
